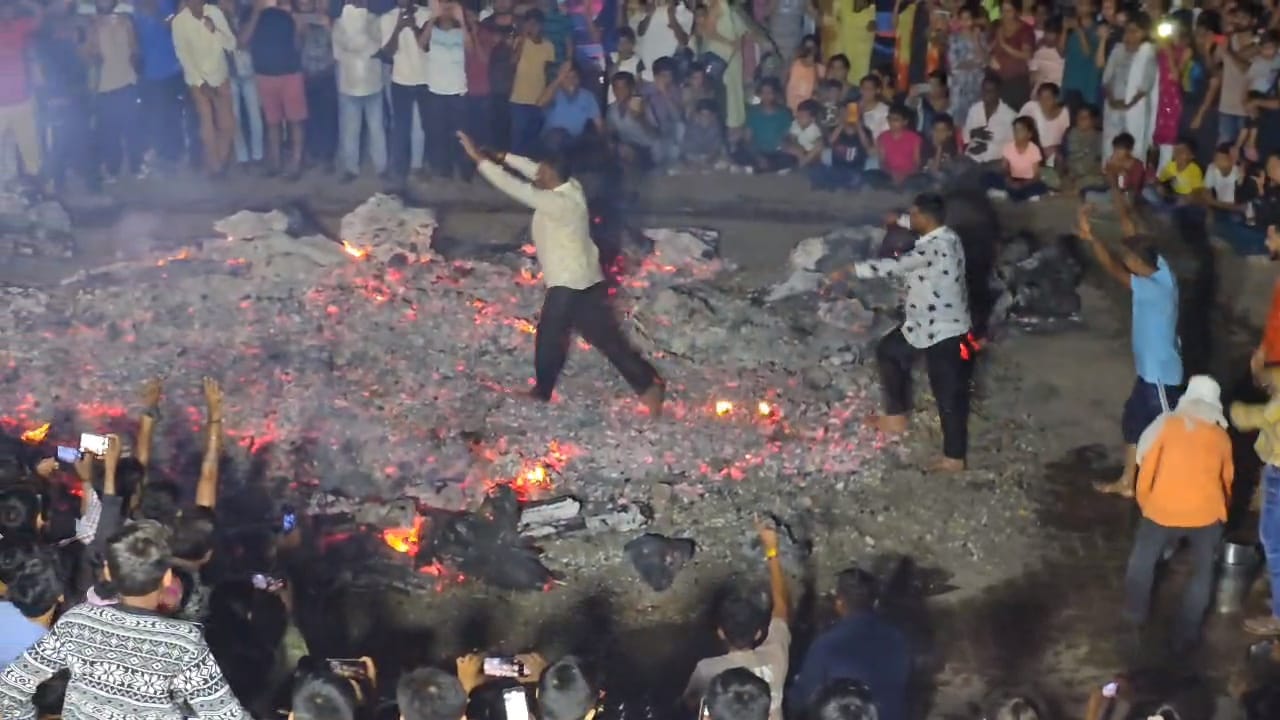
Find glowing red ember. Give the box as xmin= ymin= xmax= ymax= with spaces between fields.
xmin=382 ymin=516 xmax=424 ymax=554
xmin=341 ymin=240 xmax=369 ymax=260
xmin=20 ymin=422 xmax=50 ymax=444
xmin=714 ymin=400 xmax=734 ymax=416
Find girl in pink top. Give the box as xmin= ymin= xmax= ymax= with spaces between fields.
xmin=991 ymin=115 xmax=1049 ymax=201
xmin=873 ymin=104 xmax=924 ymax=186
xmin=785 ymin=36 xmax=825 ymax=112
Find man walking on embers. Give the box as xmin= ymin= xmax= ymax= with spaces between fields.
xmin=833 ymin=193 xmax=975 ymax=472
xmin=456 ymin=131 xmax=665 ymax=415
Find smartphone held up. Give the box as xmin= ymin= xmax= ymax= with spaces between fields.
xmin=79 ymin=433 xmax=109 ymax=457
xmin=483 ymin=657 xmax=527 ymax=678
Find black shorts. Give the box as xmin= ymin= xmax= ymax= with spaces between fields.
xmin=1121 ymin=377 xmax=1183 ymax=444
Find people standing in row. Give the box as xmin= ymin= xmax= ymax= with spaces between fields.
xmin=422 ymin=3 xmax=470 ymax=180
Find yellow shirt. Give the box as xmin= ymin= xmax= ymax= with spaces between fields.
xmin=832 ymin=2 xmax=874 ymax=83
xmin=1157 ymin=161 xmax=1204 ymax=195
xmin=511 ymin=38 xmax=555 ymax=105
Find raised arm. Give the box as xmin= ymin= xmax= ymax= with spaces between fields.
xmin=194 ymin=377 xmax=222 ymax=510
xmin=1076 ymin=206 xmax=1132 ymax=286
xmin=757 ymin=519 xmax=790 ymax=622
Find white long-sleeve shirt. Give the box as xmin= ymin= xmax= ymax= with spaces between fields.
xmin=961 ymin=100 xmax=1016 ymax=164
xmin=478 ymin=155 xmax=603 ymax=290
xmin=853 ymin=225 xmax=970 ymax=348
xmin=380 ymin=7 xmax=432 ymax=87
xmin=332 ymin=6 xmax=384 ymax=96
xmin=172 ymin=5 xmax=235 ymax=87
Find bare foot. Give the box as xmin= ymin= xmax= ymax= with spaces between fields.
xmin=1092 ymin=478 xmax=1134 ymax=497
xmin=873 ymin=414 xmax=909 ymax=435
xmin=930 ymin=456 xmax=966 ymax=473
xmin=640 ymin=382 xmax=665 ymax=418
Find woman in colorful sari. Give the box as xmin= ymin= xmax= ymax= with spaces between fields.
xmin=1152 ymin=15 xmax=1192 ymax=170
xmin=948 ymin=5 xmax=988 ymax=124
xmin=1101 ymin=13 xmax=1157 ymax=160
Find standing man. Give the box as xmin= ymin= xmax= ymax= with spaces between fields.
xmin=240 ymin=0 xmax=307 ymax=179
xmin=1123 ymin=374 xmax=1232 ymax=652
xmin=456 ymin=130 xmax=665 ymax=414
xmin=0 ymin=0 xmax=43 ymax=182
xmin=133 ymin=0 xmax=192 ymax=174
xmin=88 ymin=0 xmax=142 ymax=182
xmin=421 ymin=1 xmax=470 ymax=180
xmin=1079 ymin=205 xmax=1183 ymax=497
xmin=332 ymin=0 xmax=386 ymax=181
xmin=172 ymin=0 xmax=237 ymax=176
xmin=33 ymin=0 xmax=92 ymax=193
xmin=632 ymin=0 xmax=691 ymax=82
xmin=833 ymin=194 xmax=974 ymax=472
xmin=295 ymin=0 xmax=337 ymax=171
xmin=380 ymin=0 xmax=430 ymax=185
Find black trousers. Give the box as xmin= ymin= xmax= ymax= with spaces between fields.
xmin=94 ymin=84 xmax=142 ymax=176
xmin=425 ymin=91 xmax=464 ymax=178
xmin=1122 ymin=518 xmax=1222 ymax=648
xmin=534 ymin=283 xmax=659 ymax=400
xmin=876 ymin=328 xmax=972 ymax=460
xmin=45 ymin=95 xmax=93 ymax=190
xmin=389 ymin=82 xmax=429 ymax=179
xmin=304 ymin=72 xmax=338 ymax=166
xmin=138 ymin=73 xmax=193 ymax=167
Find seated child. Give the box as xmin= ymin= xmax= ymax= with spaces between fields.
xmin=1146 ymin=137 xmax=1204 ymax=210
xmin=988 ymin=115 xmax=1048 ymax=201
xmin=816 ymin=78 xmax=847 ymax=138
xmin=681 ymin=98 xmax=726 ymax=169
xmin=731 ymin=78 xmax=793 ymax=172
xmin=869 ymin=103 xmax=924 ymax=187
xmin=1062 ymin=104 xmax=1104 ymax=193
xmin=778 ymin=99 xmax=825 ymax=170
xmin=1203 ymin=142 xmax=1243 ymax=214
xmin=682 ymin=65 xmax=717 ymax=122
xmin=1084 ymin=131 xmax=1145 ymax=209
xmin=608 ymin=27 xmax=642 ymax=104
xmin=811 ymin=101 xmax=866 ymax=190
xmin=924 ymin=112 xmax=966 ymax=183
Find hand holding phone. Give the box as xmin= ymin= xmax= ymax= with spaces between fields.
xmin=56 ymin=446 xmax=82 ymax=464
xmin=80 ymin=433 xmax=109 ymax=456
xmin=251 ymin=573 xmax=287 ymax=592
xmin=484 ymin=656 xmax=527 ymax=678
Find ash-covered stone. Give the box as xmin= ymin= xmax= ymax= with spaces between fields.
xmin=624 ymin=532 xmax=695 ymax=591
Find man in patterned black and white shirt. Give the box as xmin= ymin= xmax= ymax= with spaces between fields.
xmin=834 ymin=193 xmax=974 ymax=471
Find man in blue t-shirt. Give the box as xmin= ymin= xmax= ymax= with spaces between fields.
xmin=134 ymin=0 xmax=195 ymax=171
xmin=1077 ymin=206 xmax=1183 ymax=498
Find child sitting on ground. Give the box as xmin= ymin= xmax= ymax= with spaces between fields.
xmin=1201 ymin=142 xmax=1243 ymax=214
xmin=816 ymin=79 xmax=847 ymax=138
xmin=924 ymin=113 xmax=965 ymax=183
xmin=681 ymin=99 xmax=726 ymax=170
xmin=1084 ymin=132 xmax=1146 ymax=210
xmin=682 ymin=66 xmax=716 ymax=122
xmin=608 ymin=27 xmax=642 ymax=104
xmin=731 ymin=78 xmax=793 ymax=172
xmin=811 ymin=101 xmax=866 ymax=190
xmin=1063 ymin=104 xmax=1104 ymax=194
xmin=1147 ymin=137 xmax=1204 ymax=210
xmin=988 ymin=115 xmax=1048 ymax=201
xmin=871 ymin=103 xmax=924 ymax=187
xmin=778 ymin=99 xmax=825 ymax=171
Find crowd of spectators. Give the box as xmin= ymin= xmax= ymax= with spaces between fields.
xmin=0 ymin=0 xmax=1275 ymax=247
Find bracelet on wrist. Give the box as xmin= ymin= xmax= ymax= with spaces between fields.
xmin=764 ymin=547 xmax=778 ymax=560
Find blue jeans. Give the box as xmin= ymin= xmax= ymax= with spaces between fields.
xmin=1219 ymin=113 xmax=1247 ymax=145
xmin=1213 ymin=210 xmax=1268 ymax=255
xmin=1263 ymin=465 xmax=1280 ymax=618
xmin=230 ymin=74 xmax=263 ymax=163
xmin=338 ymin=92 xmax=386 ymax=175
xmin=94 ymin=84 xmax=142 ymax=176
xmin=510 ymin=102 xmax=543 ymax=157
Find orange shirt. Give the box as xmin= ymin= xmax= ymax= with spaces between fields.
xmin=1264 ymin=279 xmax=1280 ymax=365
xmin=1136 ymin=416 xmax=1234 ymax=528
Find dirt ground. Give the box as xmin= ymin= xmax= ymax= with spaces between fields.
xmin=15 ymin=168 xmax=1280 ymax=718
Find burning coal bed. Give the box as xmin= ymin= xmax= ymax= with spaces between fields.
xmin=0 ymin=194 xmax=906 ymax=593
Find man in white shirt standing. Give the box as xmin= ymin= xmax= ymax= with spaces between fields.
xmin=333 ymin=0 xmax=386 ymax=181
xmin=962 ymin=74 xmax=1015 ymax=165
xmin=422 ymin=2 xmax=471 ymax=180
xmin=457 ymin=130 xmax=665 ymax=414
xmin=171 ymin=0 xmax=237 ymax=175
xmin=381 ymin=0 xmax=430 ymax=185
xmin=631 ymin=0 xmax=691 ymax=82
xmin=833 ymin=193 xmax=974 ymax=472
